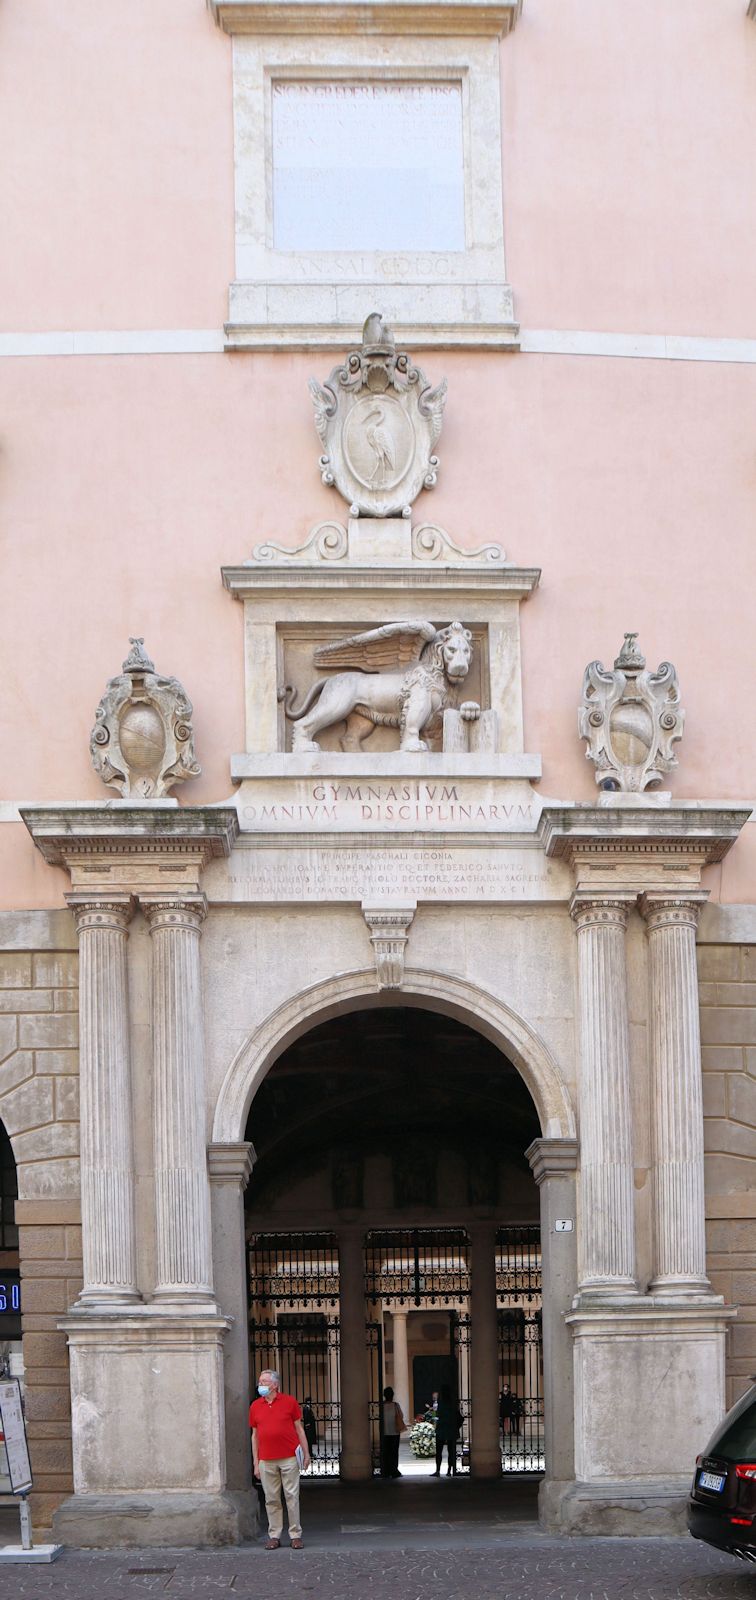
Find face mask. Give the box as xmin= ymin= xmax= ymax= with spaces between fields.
xmin=258 ymin=1384 xmax=271 ymax=1396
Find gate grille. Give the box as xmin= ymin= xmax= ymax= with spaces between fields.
xmin=248 ymin=1230 xmax=341 ymax=1476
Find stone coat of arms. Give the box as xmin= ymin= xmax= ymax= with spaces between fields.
xmin=308 ymin=313 xmax=447 ymax=518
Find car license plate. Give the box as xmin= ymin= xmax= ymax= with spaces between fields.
xmin=699 ymin=1470 xmax=726 ymax=1493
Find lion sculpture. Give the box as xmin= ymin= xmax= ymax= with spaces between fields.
xmin=279 ymin=619 xmax=480 ymax=754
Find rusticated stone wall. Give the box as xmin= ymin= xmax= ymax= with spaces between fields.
xmin=0 ymin=941 xmax=80 ymax=1531
xmin=699 ymin=943 xmax=756 ymax=1408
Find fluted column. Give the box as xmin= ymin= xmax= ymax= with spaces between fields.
xmin=144 ymin=895 xmax=214 ymax=1302
xmin=571 ymin=895 xmax=637 ymax=1295
xmin=68 ymin=893 xmax=139 ymax=1306
xmin=640 ymin=894 xmax=710 ymax=1295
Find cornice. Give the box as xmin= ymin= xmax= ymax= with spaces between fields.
xmin=222 ymin=565 xmax=541 ymax=602
xmin=20 ymin=804 xmax=239 ymax=867
xmin=209 ymin=0 xmax=522 ymax=37
xmin=537 ymin=804 xmax=750 ymax=866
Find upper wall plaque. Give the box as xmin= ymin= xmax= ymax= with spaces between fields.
xmin=309 ymin=314 xmax=447 ymax=518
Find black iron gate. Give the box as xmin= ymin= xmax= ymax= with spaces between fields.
xmin=496 ymin=1225 xmax=544 ymax=1473
xmin=248 ymin=1231 xmax=341 ymax=1476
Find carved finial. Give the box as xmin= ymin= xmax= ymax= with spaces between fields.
xmin=361 ymin=311 xmax=395 ymax=355
xmin=579 ymin=636 xmax=684 ymax=794
xmin=309 ymin=317 xmax=447 ymax=518
xmin=90 ymin=643 xmax=201 ymax=800
xmin=613 ymin=633 xmax=646 ymax=674
xmin=122 ymin=637 xmax=156 ymax=674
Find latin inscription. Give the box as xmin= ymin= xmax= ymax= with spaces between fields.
xmin=240 ymin=782 xmax=536 ymax=832
xmin=207 ymin=847 xmax=566 ymax=905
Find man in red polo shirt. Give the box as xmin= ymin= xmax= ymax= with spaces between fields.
xmin=249 ymin=1368 xmax=311 ymax=1549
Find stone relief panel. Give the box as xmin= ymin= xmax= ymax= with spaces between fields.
xmin=90 ymin=639 xmax=201 ymax=800
xmin=309 ymin=314 xmax=447 ymax=517
xmin=578 ymin=633 xmax=685 ymax=794
xmin=278 ymin=619 xmax=485 ymax=754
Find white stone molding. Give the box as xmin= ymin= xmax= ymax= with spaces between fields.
xmin=570 ymin=894 xmax=638 ymax=1297
xmin=209 ymin=0 xmax=522 ymax=36
xmin=67 ymin=893 xmax=140 ymax=1308
xmin=361 ymin=901 xmax=416 ymax=988
xmin=525 ymin=1136 xmax=579 ymax=1186
xmin=212 ymin=965 xmax=576 ymax=1144
xmin=90 ymin=638 xmax=201 ymax=801
xmin=411 ymin=523 xmax=505 ymax=564
xmin=640 ymin=892 xmax=712 ymax=1297
xmin=538 ymin=803 xmax=751 ymax=872
xmin=207 ymin=1141 xmax=256 ymax=1188
xmin=578 ymin=634 xmax=684 ymax=796
xmin=143 ymin=895 xmax=215 ymax=1304
xmin=215 ymin=19 xmax=519 ymax=351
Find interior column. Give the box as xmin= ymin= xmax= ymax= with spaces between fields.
xmin=469 ymin=1222 xmax=501 ymax=1478
xmin=526 ymin=1137 xmax=578 ymax=1513
xmin=641 ymin=893 xmax=711 ymax=1296
xmin=338 ymin=1228 xmax=372 ymax=1480
xmin=570 ymin=894 xmax=638 ymax=1296
xmin=391 ymin=1308 xmax=410 ymax=1423
xmin=144 ymin=895 xmax=215 ymax=1303
xmin=68 ymin=893 xmax=140 ymax=1307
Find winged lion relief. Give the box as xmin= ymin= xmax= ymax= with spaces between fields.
xmin=278 ymin=620 xmax=480 ymax=754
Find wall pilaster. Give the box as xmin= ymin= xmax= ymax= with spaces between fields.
xmin=570 ymin=895 xmax=637 ymax=1297
xmin=640 ymin=893 xmax=711 ymax=1296
xmin=143 ymin=896 xmax=215 ymax=1304
xmin=67 ymin=893 xmax=139 ymax=1308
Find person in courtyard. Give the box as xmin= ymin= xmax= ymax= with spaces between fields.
xmin=302 ymin=1395 xmax=318 ymax=1457
xmin=249 ymin=1368 xmax=311 ymax=1549
xmin=381 ymin=1385 xmax=408 ymax=1478
xmin=499 ymin=1383 xmax=515 ymax=1437
xmin=433 ymin=1385 xmax=462 ymax=1476
xmin=511 ymin=1392 xmax=524 ymax=1438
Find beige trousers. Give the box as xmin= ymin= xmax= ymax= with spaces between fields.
xmin=258 ymin=1456 xmax=302 ymax=1541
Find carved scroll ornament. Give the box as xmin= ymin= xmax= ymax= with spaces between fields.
xmin=90 ymin=638 xmax=201 ymax=799
xmin=578 ymin=633 xmax=684 ymax=793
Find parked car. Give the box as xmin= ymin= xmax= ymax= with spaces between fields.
xmin=688 ymin=1380 xmax=756 ymax=1563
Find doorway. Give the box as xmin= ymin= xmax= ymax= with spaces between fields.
xmin=243 ymin=1005 xmax=544 ymax=1481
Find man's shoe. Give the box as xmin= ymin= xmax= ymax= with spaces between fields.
xmin=264 ymin=1539 xmax=280 ymax=1550
xmin=291 ymin=1539 xmax=304 ymax=1549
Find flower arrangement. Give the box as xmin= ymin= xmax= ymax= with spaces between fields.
xmin=409 ymin=1420 xmax=436 ymax=1458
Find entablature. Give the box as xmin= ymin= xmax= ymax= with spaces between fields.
xmin=20 ymin=804 xmax=239 ymax=896
xmin=209 ymin=0 xmax=522 ymax=35
xmin=538 ymin=803 xmax=751 ymax=897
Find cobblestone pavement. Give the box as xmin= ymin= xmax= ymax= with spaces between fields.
xmin=0 ymin=1535 xmax=754 ymax=1600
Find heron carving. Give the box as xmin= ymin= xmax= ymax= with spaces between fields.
xmin=364 ymin=405 xmax=395 ymax=487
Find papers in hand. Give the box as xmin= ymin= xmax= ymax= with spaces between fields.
xmin=295 ymin=1444 xmax=306 ymax=1470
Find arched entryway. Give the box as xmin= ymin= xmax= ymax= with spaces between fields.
xmin=209 ymin=976 xmax=578 ymax=1514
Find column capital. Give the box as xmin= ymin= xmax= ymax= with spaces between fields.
xmin=66 ymin=892 xmax=136 ymax=933
xmin=207 ymin=1141 xmax=256 ymax=1188
xmin=526 ymin=1137 xmax=579 ymax=1185
xmin=639 ymin=892 xmax=707 ymax=933
xmin=142 ymin=893 xmax=208 ymax=933
xmin=569 ymin=892 xmax=634 ymax=931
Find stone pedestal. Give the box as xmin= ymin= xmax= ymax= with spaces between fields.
xmin=144 ymin=896 xmax=215 ymax=1303
xmin=556 ymin=1298 xmax=733 ymax=1534
xmin=469 ymin=1224 xmax=501 ymax=1479
xmin=68 ymin=895 xmax=140 ymax=1308
xmin=390 ymin=1309 xmax=410 ymax=1423
xmin=526 ymin=1138 xmax=578 ymax=1527
xmin=338 ymin=1230 xmax=372 ymax=1480
xmin=53 ymin=1310 xmax=240 ymax=1547
xmin=208 ymin=1142 xmax=256 ymax=1519
xmin=570 ymin=896 xmax=637 ymax=1297
xmin=641 ymin=895 xmax=710 ymax=1296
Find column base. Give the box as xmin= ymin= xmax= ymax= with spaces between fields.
xmin=52 ymin=1491 xmax=254 ymax=1549
xmin=540 ymin=1476 xmax=691 ymax=1537
xmin=339 ymin=1452 xmax=373 ymax=1482
xmin=470 ymin=1453 xmax=503 ymax=1480
xmin=647 ymin=1276 xmax=714 ymax=1299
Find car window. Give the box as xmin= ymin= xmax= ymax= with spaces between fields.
xmin=704 ymin=1387 xmax=756 ymax=1460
